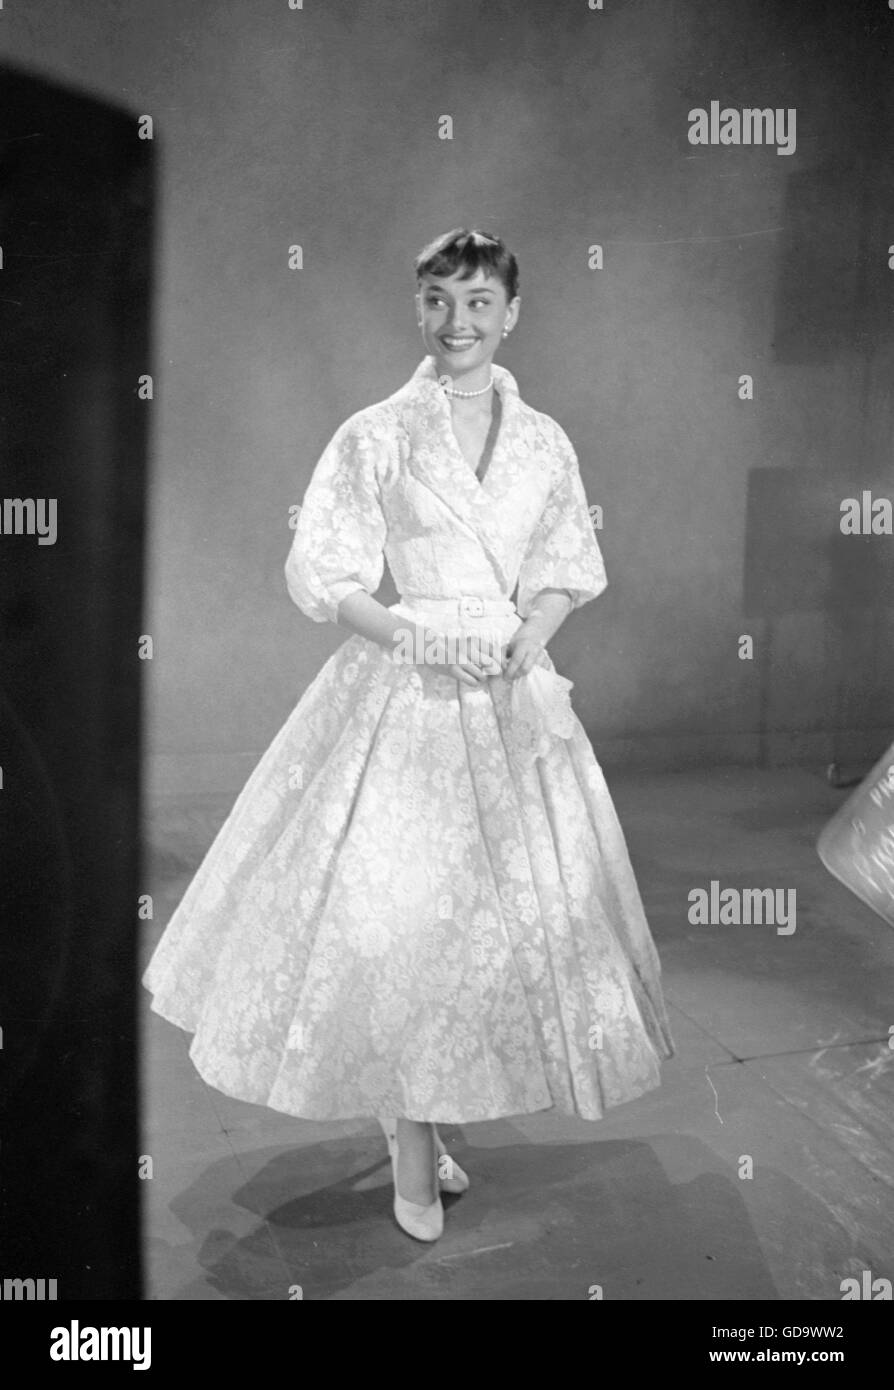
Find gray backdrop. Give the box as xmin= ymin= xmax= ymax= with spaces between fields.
xmin=7 ymin=0 xmax=892 ymax=795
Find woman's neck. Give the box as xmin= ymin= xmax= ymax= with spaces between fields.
xmin=450 ymin=385 xmax=500 ymax=424
xmin=434 ymin=358 xmax=495 ymax=395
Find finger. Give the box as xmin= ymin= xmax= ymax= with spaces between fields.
xmin=466 ymin=639 xmax=491 ymax=671
xmin=506 ymin=645 xmax=535 ymax=679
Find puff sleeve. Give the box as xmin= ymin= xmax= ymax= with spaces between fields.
xmin=515 ymin=428 xmax=608 ymax=618
xmin=285 ymin=413 xmax=389 ymax=624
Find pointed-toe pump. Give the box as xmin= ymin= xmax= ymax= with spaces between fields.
xmin=433 ymin=1125 xmax=470 ymax=1194
xmin=382 ymin=1120 xmax=443 ymax=1242
xmin=379 ymin=1118 xmax=470 ymax=1195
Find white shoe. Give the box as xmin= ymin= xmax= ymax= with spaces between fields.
xmin=378 ymin=1118 xmax=470 ymax=1194
xmin=382 ymin=1119 xmax=443 ymax=1242
xmin=433 ymin=1125 xmax=471 ymax=1194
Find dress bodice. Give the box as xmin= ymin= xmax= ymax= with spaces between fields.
xmin=286 ymin=355 xmax=607 ymax=623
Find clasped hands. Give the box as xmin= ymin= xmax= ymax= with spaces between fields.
xmin=425 ymin=628 xmax=549 ymax=688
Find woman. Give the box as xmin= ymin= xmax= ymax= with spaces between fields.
xmin=143 ymin=228 xmax=675 ymax=1244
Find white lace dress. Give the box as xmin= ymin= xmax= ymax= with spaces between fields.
xmin=143 ymin=355 xmax=675 ymax=1123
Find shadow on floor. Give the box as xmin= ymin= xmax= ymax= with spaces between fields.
xmin=154 ymin=1128 xmax=855 ymax=1300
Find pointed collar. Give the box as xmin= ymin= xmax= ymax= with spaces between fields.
xmin=394 ymin=356 xmax=522 ymax=591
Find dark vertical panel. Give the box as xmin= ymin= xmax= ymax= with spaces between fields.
xmin=0 ymin=64 xmax=150 ymax=1299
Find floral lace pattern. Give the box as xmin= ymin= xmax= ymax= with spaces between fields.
xmin=143 ymin=357 xmax=674 ymax=1123
xmin=506 ymin=664 xmax=577 ymax=766
xmin=283 ymin=356 xmax=608 ymax=624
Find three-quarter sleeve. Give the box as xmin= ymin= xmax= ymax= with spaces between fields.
xmin=285 ymin=414 xmax=388 ymax=624
xmin=515 ymin=428 xmax=608 ymax=618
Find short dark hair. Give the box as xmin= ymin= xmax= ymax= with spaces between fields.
xmin=414 ymin=227 xmax=519 ymax=301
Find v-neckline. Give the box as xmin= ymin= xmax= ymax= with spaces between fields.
xmin=447 ymin=385 xmax=504 ymax=490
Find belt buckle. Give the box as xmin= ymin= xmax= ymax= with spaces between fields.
xmin=459 ymin=595 xmax=484 ymax=618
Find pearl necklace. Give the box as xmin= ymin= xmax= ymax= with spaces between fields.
xmin=438 ymin=373 xmax=494 ymax=398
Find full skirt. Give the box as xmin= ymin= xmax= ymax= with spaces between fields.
xmin=143 ymin=605 xmax=675 ymax=1123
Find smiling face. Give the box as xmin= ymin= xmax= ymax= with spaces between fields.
xmin=416 ymin=268 xmax=520 ymax=384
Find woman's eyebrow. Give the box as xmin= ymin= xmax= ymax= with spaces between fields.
xmin=424 ymin=285 xmax=496 ymax=295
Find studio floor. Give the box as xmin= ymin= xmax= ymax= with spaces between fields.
xmin=140 ymin=763 xmax=894 ymax=1300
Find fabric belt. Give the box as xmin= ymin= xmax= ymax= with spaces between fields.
xmin=394 ymin=593 xmax=577 ymax=767
xmin=398 ymin=593 xmax=517 ymax=619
